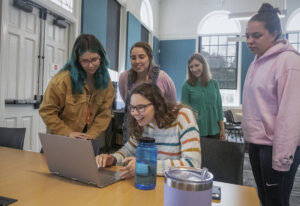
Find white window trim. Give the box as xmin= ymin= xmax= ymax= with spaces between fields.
xmin=286 ymin=8 xmax=300 ymax=32
xmin=140 ymin=0 xmax=153 ymax=32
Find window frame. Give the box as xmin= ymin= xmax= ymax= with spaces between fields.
xmin=287 ymin=32 xmax=300 ymax=52
xmin=198 ymin=34 xmax=239 ymax=90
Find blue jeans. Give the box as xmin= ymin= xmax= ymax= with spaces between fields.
xmin=248 ymin=144 xmax=300 ymax=206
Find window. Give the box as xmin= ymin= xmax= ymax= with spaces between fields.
xmin=198 ymin=11 xmax=241 ymax=35
xmin=287 ymin=8 xmax=300 ymax=52
xmin=140 ymin=0 xmax=153 ymax=31
xmin=198 ymin=11 xmax=241 ymax=89
xmin=199 ymin=35 xmax=238 ymax=89
xmin=50 ymin=0 xmax=73 ymax=12
xmin=287 ymin=32 xmax=300 ymax=52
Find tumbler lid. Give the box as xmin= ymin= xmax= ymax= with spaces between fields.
xmin=140 ymin=137 xmax=155 ymax=143
xmin=164 ymin=167 xmax=213 ymax=191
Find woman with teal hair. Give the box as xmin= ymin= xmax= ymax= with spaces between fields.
xmin=39 ymin=34 xmax=115 ymax=142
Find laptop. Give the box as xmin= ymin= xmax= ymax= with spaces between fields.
xmin=39 ymin=133 xmax=120 ymax=188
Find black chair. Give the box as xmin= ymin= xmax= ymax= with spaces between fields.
xmin=224 ymin=110 xmax=243 ymax=141
xmin=0 ymin=127 xmax=26 ymax=150
xmin=91 ymin=139 xmax=101 ymax=155
xmin=201 ymin=137 xmax=245 ymax=185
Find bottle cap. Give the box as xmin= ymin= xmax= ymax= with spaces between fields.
xmin=140 ymin=137 xmax=155 ymax=143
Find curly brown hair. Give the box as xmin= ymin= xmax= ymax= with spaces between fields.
xmin=128 ymin=83 xmax=183 ymax=140
xmin=187 ymin=53 xmax=211 ymax=87
xmin=128 ymin=42 xmax=157 ymax=83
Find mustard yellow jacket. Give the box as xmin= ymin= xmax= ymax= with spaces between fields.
xmin=39 ymin=71 xmax=115 ymax=139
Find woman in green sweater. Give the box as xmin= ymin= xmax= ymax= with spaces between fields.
xmin=181 ymin=53 xmax=225 ymax=140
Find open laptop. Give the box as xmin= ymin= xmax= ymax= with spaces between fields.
xmin=39 ymin=133 xmax=120 ymax=188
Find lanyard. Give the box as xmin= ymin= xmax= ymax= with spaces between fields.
xmin=86 ymin=105 xmax=90 ymax=124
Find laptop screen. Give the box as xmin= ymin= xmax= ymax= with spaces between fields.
xmin=39 ymin=133 xmax=119 ymax=187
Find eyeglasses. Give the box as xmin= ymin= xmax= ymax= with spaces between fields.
xmin=128 ymin=103 xmax=152 ymax=113
xmin=80 ymin=57 xmax=100 ymax=66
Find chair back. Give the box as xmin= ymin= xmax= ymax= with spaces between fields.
xmin=0 ymin=127 xmax=26 ymax=149
xmin=201 ymin=137 xmax=245 ymax=184
xmin=224 ymin=110 xmax=235 ymax=124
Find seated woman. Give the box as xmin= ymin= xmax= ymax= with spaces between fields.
xmin=96 ymin=83 xmax=201 ymax=179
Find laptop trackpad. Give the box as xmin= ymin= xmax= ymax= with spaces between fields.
xmin=98 ymin=168 xmax=120 ymax=180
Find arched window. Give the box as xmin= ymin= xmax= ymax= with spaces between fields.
xmin=198 ymin=11 xmax=241 ymax=35
xmin=197 ymin=11 xmax=241 ymax=91
xmin=140 ymin=0 xmax=153 ymax=31
xmin=286 ymin=8 xmax=300 ymax=52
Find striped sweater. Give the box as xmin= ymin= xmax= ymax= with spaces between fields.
xmin=112 ymin=107 xmax=201 ymax=176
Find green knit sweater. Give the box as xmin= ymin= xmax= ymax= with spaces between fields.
xmin=181 ymin=79 xmax=223 ymax=136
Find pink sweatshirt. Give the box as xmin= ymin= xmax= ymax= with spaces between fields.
xmin=242 ymin=39 xmax=300 ymax=171
xmin=118 ymin=69 xmax=177 ymax=103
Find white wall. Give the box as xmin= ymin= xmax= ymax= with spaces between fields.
xmin=159 ymin=0 xmax=299 ymax=39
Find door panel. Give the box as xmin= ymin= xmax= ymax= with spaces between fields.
xmin=4 ymin=105 xmax=39 ymax=151
xmin=43 ymin=15 xmax=69 ymax=92
xmin=1 ymin=0 xmax=69 ymax=152
xmin=6 ymin=33 xmax=19 ymax=99
xmin=6 ymin=3 xmax=39 ymax=99
xmin=3 ymin=1 xmax=40 ymax=152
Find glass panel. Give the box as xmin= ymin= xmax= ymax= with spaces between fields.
xmin=288 ymin=33 xmax=298 ymax=43
xmin=219 ymin=46 xmax=227 ymax=56
xmin=210 ymin=36 xmax=218 ymax=45
xmin=202 ymin=36 xmax=210 ymax=45
xmin=228 ymin=45 xmax=236 ymax=56
xmin=210 ymin=46 xmax=218 ymax=56
xmin=207 ymin=56 xmax=217 ymax=68
xmin=219 ymin=36 xmax=227 ymax=45
xmin=291 ymin=44 xmax=298 ymax=50
xmin=201 ymin=46 xmax=210 ymax=54
xmin=198 ymin=34 xmax=238 ymax=89
xmin=227 ymin=57 xmax=236 ymax=67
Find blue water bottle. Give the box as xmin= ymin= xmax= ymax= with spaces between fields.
xmin=135 ymin=137 xmax=157 ymax=190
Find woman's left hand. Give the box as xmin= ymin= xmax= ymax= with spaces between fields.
xmin=69 ymin=132 xmax=90 ymax=139
xmin=119 ymin=157 xmax=136 ymax=179
xmin=220 ymin=127 xmax=226 ymax=141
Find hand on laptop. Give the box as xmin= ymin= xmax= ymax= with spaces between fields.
xmin=96 ymin=154 xmax=115 ymax=168
xmin=119 ymin=157 xmax=136 ymax=179
xmin=69 ymin=132 xmax=90 ymax=139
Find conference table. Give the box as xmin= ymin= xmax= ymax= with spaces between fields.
xmin=0 ymin=146 xmax=260 ymax=206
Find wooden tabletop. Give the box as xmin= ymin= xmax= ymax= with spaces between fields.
xmin=0 ymin=147 xmax=260 ymax=206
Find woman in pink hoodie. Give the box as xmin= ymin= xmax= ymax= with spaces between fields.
xmin=243 ymin=3 xmax=300 ymax=206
